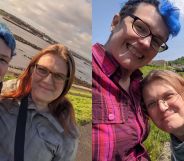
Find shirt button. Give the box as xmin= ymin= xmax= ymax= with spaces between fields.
xmin=108 ymin=114 xmax=114 ymax=121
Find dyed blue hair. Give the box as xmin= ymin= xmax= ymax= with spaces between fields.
xmin=0 ymin=22 xmax=16 ymax=56
xmin=159 ymin=0 xmax=180 ymax=37
xmin=120 ymin=0 xmax=181 ymax=37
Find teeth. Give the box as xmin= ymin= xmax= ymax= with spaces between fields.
xmin=127 ymin=44 xmax=144 ymax=59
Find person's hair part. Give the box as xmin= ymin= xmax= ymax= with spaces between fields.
xmin=2 ymin=44 xmax=77 ymax=137
xmin=0 ymin=22 xmax=16 ymax=56
xmin=119 ymin=0 xmax=181 ymax=37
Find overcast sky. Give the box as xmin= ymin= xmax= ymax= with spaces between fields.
xmin=0 ymin=0 xmax=92 ymax=60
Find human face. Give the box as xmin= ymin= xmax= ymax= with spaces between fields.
xmin=31 ymin=53 xmax=68 ymax=106
xmin=143 ymin=80 xmax=184 ymax=135
xmin=0 ymin=38 xmax=11 ymax=81
xmin=105 ymin=3 xmax=169 ymax=72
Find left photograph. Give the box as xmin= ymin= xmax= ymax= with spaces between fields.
xmin=0 ymin=0 xmax=92 ymax=161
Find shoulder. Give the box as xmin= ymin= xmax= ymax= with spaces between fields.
xmin=0 ymin=97 xmax=19 ymax=110
xmin=170 ymin=134 xmax=184 ymax=160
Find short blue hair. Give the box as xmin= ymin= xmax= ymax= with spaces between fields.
xmin=0 ymin=22 xmax=16 ymax=56
xmin=159 ymin=0 xmax=181 ymax=37
xmin=120 ymin=0 xmax=181 ymax=37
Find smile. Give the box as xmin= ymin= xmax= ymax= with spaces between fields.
xmin=127 ymin=43 xmax=144 ymax=59
xmin=39 ymin=85 xmax=53 ymax=91
xmin=162 ymin=110 xmax=175 ymax=121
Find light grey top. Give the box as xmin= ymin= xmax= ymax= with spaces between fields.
xmin=171 ymin=134 xmax=184 ymax=161
xmin=0 ymin=96 xmax=79 ymax=161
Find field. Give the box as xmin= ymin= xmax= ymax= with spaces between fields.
xmin=68 ymin=87 xmax=92 ymax=125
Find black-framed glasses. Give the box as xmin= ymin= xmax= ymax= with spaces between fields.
xmin=126 ymin=13 xmax=168 ymax=52
xmin=34 ymin=64 xmax=69 ymax=83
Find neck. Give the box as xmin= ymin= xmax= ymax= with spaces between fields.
xmin=120 ymin=67 xmax=133 ymax=81
xmin=118 ymin=68 xmax=133 ymax=93
xmin=31 ymin=96 xmax=49 ymax=112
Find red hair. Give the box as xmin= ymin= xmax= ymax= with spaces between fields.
xmin=3 ymin=44 xmax=78 ymax=137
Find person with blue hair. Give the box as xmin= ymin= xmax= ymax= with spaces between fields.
xmin=92 ymin=0 xmax=181 ymax=160
xmin=0 ymin=22 xmax=16 ymax=92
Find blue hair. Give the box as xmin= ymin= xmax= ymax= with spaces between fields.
xmin=120 ymin=0 xmax=181 ymax=37
xmin=0 ymin=22 xmax=16 ymax=56
xmin=159 ymin=0 xmax=181 ymax=37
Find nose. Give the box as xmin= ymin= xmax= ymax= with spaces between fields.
xmin=42 ymin=73 xmax=54 ymax=84
xmin=138 ymin=36 xmax=152 ymax=49
xmin=158 ymin=100 xmax=169 ymax=112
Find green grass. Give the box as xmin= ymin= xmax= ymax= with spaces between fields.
xmin=144 ymin=121 xmax=170 ymax=161
xmin=67 ymin=88 xmax=92 ymax=125
xmin=140 ymin=65 xmax=174 ymax=76
xmin=3 ymin=74 xmax=17 ymax=81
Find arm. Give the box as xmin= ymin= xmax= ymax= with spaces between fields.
xmin=170 ymin=134 xmax=184 ymax=161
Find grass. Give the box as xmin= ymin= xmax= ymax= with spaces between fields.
xmin=67 ymin=87 xmax=92 ymax=125
xmin=3 ymin=74 xmax=17 ymax=81
xmin=140 ymin=65 xmax=174 ymax=76
xmin=144 ymin=121 xmax=170 ymax=161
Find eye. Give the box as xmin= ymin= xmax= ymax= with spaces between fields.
xmin=163 ymin=93 xmax=176 ymax=101
xmin=53 ymin=73 xmax=67 ymax=81
xmin=134 ymin=20 xmax=149 ymax=35
xmin=152 ymin=37 xmax=161 ymax=47
xmin=146 ymin=101 xmax=157 ymax=109
xmin=36 ymin=65 xmax=48 ymax=75
xmin=0 ymin=58 xmax=8 ymax=64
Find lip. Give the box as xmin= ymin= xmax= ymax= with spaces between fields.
xmin=126 ymin=43 xmax=144 ymax=59
xmin=161 ymin=110 xmax=175 ymax=121
xmin=39 ymin=84 xmax=53 ymax=91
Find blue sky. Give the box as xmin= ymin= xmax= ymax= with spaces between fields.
xmin=92 ymin=0 xmax=184 ymax=61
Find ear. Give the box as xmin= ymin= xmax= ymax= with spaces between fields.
xmin=111 ymin=14 xmax=121 ymax=31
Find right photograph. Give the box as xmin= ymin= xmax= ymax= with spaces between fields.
xmin=92 ymin=0 xmax=184 ymax=161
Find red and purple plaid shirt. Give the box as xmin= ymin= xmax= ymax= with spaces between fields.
xmin=92 ymin=43 xmax=150 ymax=161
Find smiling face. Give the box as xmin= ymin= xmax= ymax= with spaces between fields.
xmin=31 ymin=53 xmax=68 ymax=106
xmin=143 ymin=80 xmax=184 ymax=135
xmin=105 ymin=3 xmax=169 ymax=72
xmin=0 ymin=38 xmax=11 ymax=81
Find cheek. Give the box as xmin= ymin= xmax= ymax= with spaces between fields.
xmin=148 ymin=108 xmax=160 ymax=123
xmin=31 ymin=73 xmax=41 ymax=90
xmin=54 ymin=83 xmax=65 ymax=96
xmin=0 ymin=64 xmax=8 ymax=77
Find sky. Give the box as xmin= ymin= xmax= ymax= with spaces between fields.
xmin=0 ymin=0 xmax=92 ymax=60
xmin=93 ymin=0 xmax=184 ymax=61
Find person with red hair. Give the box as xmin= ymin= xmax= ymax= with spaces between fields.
xmin=0 ymin=44 xmax=79 ymax=161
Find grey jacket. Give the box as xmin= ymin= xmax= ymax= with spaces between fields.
xmin=0 ymin=96 xmax=79 ymax=161
xmin=171 ymin=135 xmax=184 ymax=161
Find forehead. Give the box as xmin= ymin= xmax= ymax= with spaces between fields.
xmin=143 ymin=80 xmax=177 ymax=96
xmin=37 ymin=53 xmax=67 ymax=72
xmin=133 ymin=2 xmax=169 ymax=40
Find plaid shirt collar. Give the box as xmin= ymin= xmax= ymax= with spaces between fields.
xmin=92 ymin=43 xmax=119 ymax=77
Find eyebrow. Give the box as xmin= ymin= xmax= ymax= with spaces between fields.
xmin=36 ymin=64 xmax=66 ymax=75
xmin=0 ymin=53 xmax=11 ymax=59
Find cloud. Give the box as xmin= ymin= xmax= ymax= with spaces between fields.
xmin=170 ymin=0 xmax=184 ymax=18
xmin=0 ymin=0 xmax=92 ymax=60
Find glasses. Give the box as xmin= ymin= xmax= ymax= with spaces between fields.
xmin=146 ymin=92 xmax=182 ymax=109
xmin=126 ymin=13 xmax=168 ymax=52
xmin=34 ymin=64 xmax=68 ymax=83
